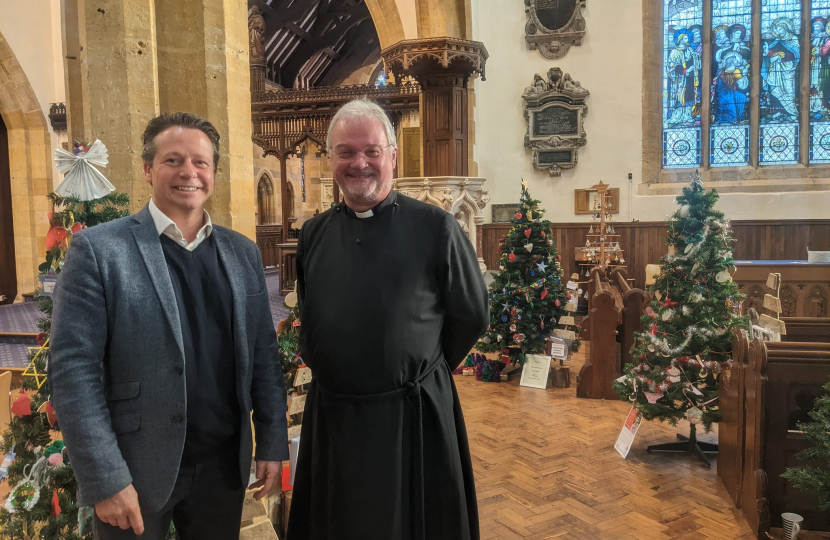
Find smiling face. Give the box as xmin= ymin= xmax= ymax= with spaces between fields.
xmin=329 ymin=117 xmax=397 ymax=211
xmin=143 ymin=126 xmax=215 ymax=220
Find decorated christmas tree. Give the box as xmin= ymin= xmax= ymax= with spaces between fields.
xmin=0 ymin=140 xmax=133 ymax=538
xmin=1 ymin=194 xmax=130 ymax=539
xmin=613 ymin=172 xmax=746 ymax=463
xmin=478 ymin=181 xmax=569 ymax=367
xmin=782 ymin=380 xmax=830 ymax=511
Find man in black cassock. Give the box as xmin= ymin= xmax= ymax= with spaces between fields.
xmin=288 ymin=99 xmax=489 ymax=540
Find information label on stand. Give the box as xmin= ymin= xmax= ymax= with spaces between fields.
xmin=559 ymin=316 xmax=575 ymax=326
xmin=614 ymin=406 xmax=643 ymax=459
xmin=519 ymin=354 xmax=553 ymax=389
xmin=549 ymin=338 xmax=568 ymax=361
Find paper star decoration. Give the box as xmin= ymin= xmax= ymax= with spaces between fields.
xmin=502 ymin=302 xmax=511 ymax=312
xmin=23 ymin=338 xmax=49 ymax=389
xmin=536 ymin=261 xmax=548 ymax=273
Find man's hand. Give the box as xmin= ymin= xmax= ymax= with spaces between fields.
xmin=95 ymin=484 xmax=144 ymax=534
xmin=250 ymin=460 xmax=282 ymax=500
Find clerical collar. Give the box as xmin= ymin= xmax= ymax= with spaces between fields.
xmin=340 ymin=191 xmax=398 ymax=219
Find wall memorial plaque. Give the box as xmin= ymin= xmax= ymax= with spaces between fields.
xmin=522 ymin=68 xmax=589 ymax=176
xmin=525 ymin=0 xmax=586 ymax=59
xmin=533 ymin=108 xmax=579 ymax=137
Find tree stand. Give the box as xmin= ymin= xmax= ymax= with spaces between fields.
xmin=646 ymin=424 xmax=718 ymax=468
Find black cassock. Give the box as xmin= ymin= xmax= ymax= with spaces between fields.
xmin=288 ymin=191 xmax=489 ymax=540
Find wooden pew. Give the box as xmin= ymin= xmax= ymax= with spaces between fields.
xmin=577 ymin=268 xmax=621 ymax=399
xmin=609 ymin=268 xmax=651 ymax=371
xmin=718 ymin=328 xmax=749 ymax=508
xmin=782 ymin=317 xmax=830 ymax=343
xmin=578 ymin=267 xmax=650 ymax=400
xmin=720 ymin=330 xmax=830 ymax=538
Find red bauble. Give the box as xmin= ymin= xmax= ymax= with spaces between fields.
xmin=555 ymin=299 xmax=561 ymax=307
xmin=508 ymin=252 xmax=517 ymax=263
xmin=515 ymin=212 xmax=523 ymax=220
xmin=11 ymin=392 xmax=32 ymax=417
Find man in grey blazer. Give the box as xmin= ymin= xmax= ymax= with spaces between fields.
xmin=50 ymin=112 xmax=288 ymax=539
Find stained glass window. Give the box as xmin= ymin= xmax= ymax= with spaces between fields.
xmin=375 ymin=69 xmax=387 ymax=87
xmin=759 ymin=0 xmax=801 ymax=165
xmin=662 ymin=0 xmax=703 ymax=168
xmin=810 ymin=1 xmax=830 ymax=162
xmin=710 ymin=0 xmax=752 ymax=167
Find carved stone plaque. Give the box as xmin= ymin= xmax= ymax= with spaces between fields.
xmin=522 ymin=68 xmax=589 ymax=176
xmin=525 ymin=0 xmax=586 ymax=59
xmin=532 ymin=109 xmax=579 ymax=137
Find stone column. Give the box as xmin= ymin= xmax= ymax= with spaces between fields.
xmin=63 ymin=0 xmax=256 ymax=239
xmin=382 ymin=38 xmax=487 ymax=177
xmin=63 ymin=0 xmax=160 ymax=209
xmin=154 ymin=0 xmax=255 ymax=238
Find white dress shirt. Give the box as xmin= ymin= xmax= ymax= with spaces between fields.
xmin=148 ymin=199 xmax=213 ymax=251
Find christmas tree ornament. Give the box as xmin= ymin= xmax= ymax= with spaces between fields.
xmin=689 ymin=291 xmax=703 ymax=303
xmin=682 ymin=305 xmax=692 ymax=316
xmin=541 ymin=288 xmax=548 ymax=300
xmin=524 ymin=243 xmax=533 ymax=252
xmin=54 ymin=140 xmax=116 ymax=201
xmin=510 ymin=323 xmax=517 ymax=332
xmin=5 ymin=478 xmax=40 ymax=513
xmin=536 ymin=261 xmax=548 ymax=272
xmin=509 ymin=250 xmax=517 ymax=262
xmin=51 ymin=488 xmax=61 ymax=517
xmin=515 ymin=212 xmax=523 ymax=220
xmin=555 ymin=299 xmax=561 ymax=307
xmin=679 ymin=204 xmax=690 ymax=218
xmin=662 ymin=309 xmax=674 ymax=321
xmin=11 ymin=392 xmax=32 ymax=417
xmin=644 ymin=391 xmax=664 ymax=404
xmin=715 ymin=270 xmax=731 ymax=283
xmin=524 ymin=228 xmax=532 ymax=238
xmin=685 ymin=407 xmax=703 ymax=424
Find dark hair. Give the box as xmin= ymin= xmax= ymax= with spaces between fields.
xmin=141 ymin=112 xmax=221 ymax=171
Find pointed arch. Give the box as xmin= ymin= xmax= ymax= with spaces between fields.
xmin=257 ymin=170 xmax=276 ymax=224
xmin=0 ymin=30 xmax=53 ymax=300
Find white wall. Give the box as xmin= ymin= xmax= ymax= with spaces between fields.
xmin=471 ymin=0 xmax=830 ymax=223
xmin=0 ymin=0 xmax=67 ymax=187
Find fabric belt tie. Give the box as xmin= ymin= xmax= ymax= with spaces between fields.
xmin=315 ymin=356 xmax=445 ymax=540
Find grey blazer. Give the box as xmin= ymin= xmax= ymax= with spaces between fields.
xmin=49 ymin=204 xmax=289 ymax=513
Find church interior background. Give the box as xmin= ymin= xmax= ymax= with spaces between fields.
xmin=1 ymin=0 xmax=830 ymax=538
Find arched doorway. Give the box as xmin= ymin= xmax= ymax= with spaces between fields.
xmin=0 ymin=30 xmax=53 ymax=301
xmin=0 ymin=114 xmax=15 ymax=304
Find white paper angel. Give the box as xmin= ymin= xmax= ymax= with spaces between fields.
xmin=54 ymin=139 xmax=115 ymax=201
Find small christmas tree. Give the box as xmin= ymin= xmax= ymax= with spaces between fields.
xmin=782 ymin=380 xmax=830 ymax=511
xmin=0 ymin=192 xmax=130 ymax=539
xmin=478 ymin=181 xmax=568 ymax=366
xmin=613 ymin=172 xmax=746 ymax=464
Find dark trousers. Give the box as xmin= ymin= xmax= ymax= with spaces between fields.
xmin=93 ymin=451 xmax=246 ymax=540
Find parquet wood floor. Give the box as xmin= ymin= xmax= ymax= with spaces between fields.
xmin=455 ymin=352 xmax=757 ymax=540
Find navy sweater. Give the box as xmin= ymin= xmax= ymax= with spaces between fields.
xmin=160 ymin=234 xmax=240 ymax=463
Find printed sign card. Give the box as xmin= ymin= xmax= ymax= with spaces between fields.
xmin=614 ymin=406 xmax=643 ymax=459
xmin=549 ymin=338 xmax=568 ymax=361
xmin=519 ymin=354 xmax=553 ymax=390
